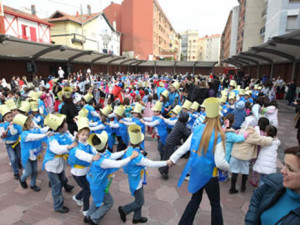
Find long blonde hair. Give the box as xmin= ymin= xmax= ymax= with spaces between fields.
xmin=198 ymin=117 xmax=225 ymax=156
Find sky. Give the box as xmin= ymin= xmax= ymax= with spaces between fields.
xmin=3 ymin=0 xmax=239 ymax=37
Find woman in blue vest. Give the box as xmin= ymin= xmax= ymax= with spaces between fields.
xmin=118 ymin=124 xmax=171 ymax=224
xmin=68 ymin=117 xmax=100 ymax=216
xmin=85 ymin=132 xmax=139 ymax=225
xmin=43 ymin=114 xmax=77 ymax=213
xmin=170 ymin=97 xmax=230 ymax=225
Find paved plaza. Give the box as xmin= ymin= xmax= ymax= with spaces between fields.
xmin=0 ymin=100 xmax=296 ymax=225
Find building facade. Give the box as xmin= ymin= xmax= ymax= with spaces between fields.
xmin=180 ymin=30 xmax=199 ymax=61
xmin=104 ymin=0 xmax=180 ymax=60
xmin=0 ymin=4 xmax=52 ymax=43
xmin=48 ymin=8 xmax=121 ymax=55
xmin=200 ymin=34 xmax=221 ymax=62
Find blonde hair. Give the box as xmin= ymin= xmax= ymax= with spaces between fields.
xmin=198 ymin=117 xmax=225 ymax=156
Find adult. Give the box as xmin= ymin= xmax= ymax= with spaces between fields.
xmin=185 ymin=75 xmax=195 ymax=101
xmin=191 ymin=80 xmax=209 ymax=105
xmin=286 ymin=79 xmax=297 ymax=106
xmin=10 ymin=76 xmax=18 ymax=90
xmin=58 ymin=66 xmax=65 ymax=82
xmin=261 ymin=80 xmax=275 ymax=102
xmin=170 ymin=97 xmax=229 ymax=225
xmin=245 ymin=146 xmax=300 ymax=224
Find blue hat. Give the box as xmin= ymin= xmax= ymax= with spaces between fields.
xmin=236 ymin=101 xmax=245 ymax=110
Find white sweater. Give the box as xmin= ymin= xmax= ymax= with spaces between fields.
xmin=253 ymin=138 xmax=281 ymax=174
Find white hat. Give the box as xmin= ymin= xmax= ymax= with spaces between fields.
xmin=114 ymin=105 xmax=125 ymax=117
xmin=100 ymin=105 xmax=112 ymax=116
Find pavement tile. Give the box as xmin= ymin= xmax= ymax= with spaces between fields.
xmin=148 ymin=201 xmax=176 ymax=224
xmin=33 ymin=217 xmax=63 ymax=225
xmin=155 ymin=185 xmax=179 ymax=203
xmin=0 ymin=172 xmax=14 ymax=184
xmin=0 ymin=205 xmax=26 ymax=225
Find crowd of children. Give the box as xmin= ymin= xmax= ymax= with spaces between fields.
xmin=0 ymin=71 xmax=281 ymax=224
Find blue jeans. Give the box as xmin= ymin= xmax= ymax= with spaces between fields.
xmin=47 ymin=171 xmax=67 ymax=210
xmin=123 ymin=187 xmax=144 ymax=220
xmin=21 ymin=160 xmax=37 ymax=187
xmin=259 ymin=173 xmax=267 ymax=186
xmin=179 ymin=177 xmax=223 ymax=225
xmin=87 ymin=192 xmax=113 ymax=224
xmin=5 ymin=143 xmax=21 ymax=175
xmin=73 ymin=175 xmax=90 ymax=211
xmin=157 ymin=138 xmax=164 ymax=160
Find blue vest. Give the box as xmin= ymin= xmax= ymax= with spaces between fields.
xmin=156 ymin=87 xmax=166 ymax=97
xmin=132 ymin=118 xmax=145 ymax=149
xmin=169 ymin=92 xmax=181 ymax=106
xmin=178 ymin=123 xmax=221 ymax=194
xmin=0 ymin=122 xmax=21 ymax=142
xmin=222 ymin=104 xmax=229 ymax=117
xmin=58 ymin=102 xmax=65 ymax=113
xmin=153 ymin=116 xmax=168 ymax=145
xmin=94 ymin=120 xmax=114 ymax=149
xmin=43 ymin=132 xmax=73 ymax=169
xmin=33 ymin=114 xmax=44 ymax=127
xmin=38 ymin=99 xmax=47 ymax=116
xmin=252 ymin=91 xmax=259 ymax=99
xmin=167 ymin=117 xmax=177 ymax=130
xmin=187 ymin=112 xmax=197 ymax=129
xmin=122 ymin=147 xmax=145 ymax=195
xmin=84 ymin=104 xmax=98 ymax=122
xmin=21 ymin=128 xmax=48 ymax=166
xmin=68 ymin=142 xmax=94 ymax=168
xmin=112 ymin=118 xmax=129 ymax=145
xmin=87 ymin=150 xmax=118 ymax=207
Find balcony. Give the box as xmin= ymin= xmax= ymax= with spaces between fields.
xmin=260 ymin=26 xmax=265 ymax=35
xmin=71 ymin=33 xmax=86 ymax=44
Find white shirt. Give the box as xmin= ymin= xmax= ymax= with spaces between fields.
xmin=58 ymin=69 xmax=65 ymax=78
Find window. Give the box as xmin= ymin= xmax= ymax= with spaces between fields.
xmin=21 ymin=25 xmax=28 ymax=39
xmin=286 ymin=15 xmax=297 ymax=31
xmin=30 ymin=27 xmax=37 ymax=42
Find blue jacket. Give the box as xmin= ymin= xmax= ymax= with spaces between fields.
xmin=225 ymin=131 xmax=245 ymax=162
xmin=232 ymin=109 xmax=247 ymax=129
xmin=245 ymin=173 xmax=300 ymax=225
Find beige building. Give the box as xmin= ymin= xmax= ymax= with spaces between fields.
xmin=198 ymin=34 xmax=221 ymax=62
xmin=180 ymin=29 xmax=199 ymax=61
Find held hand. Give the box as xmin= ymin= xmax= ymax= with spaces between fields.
xmin=119 ymin=120 xmax=124 ymax=124
xmin=92 ymin=154 xmax=101 ymax=161
xmin=166 ymin=159 xmax=174 ymax=167
xmin=68 ymin=142 xmax=77 ymax=150
xmin=245 ymin=128 xmax=254 ymax=134
xmin=140 ymin=119 xmax=145 ymax=124
xmin=46 ymin=131 xmax=53 ymax=137
xmin=130 ymin=150 xmax=139 ymax=159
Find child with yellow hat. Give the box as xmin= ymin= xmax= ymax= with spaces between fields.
xmin=0 ymin=105 xmax=22 ymax=180
xmin=168 ymin=81 xmax=181 ymax=111
xmin=187 ymin=101 xmax=200 ymax=130
xmin=82 ymin=93 xmax=100 ymax=122
xmin=162 ymin=105 xmax=182 ymax=132
xmin=30 ymin=101 xmax=44 ymax=127
xmin=118 ymin=124 xmax=171 ymax=224
xmin=43 ymin=113 xmax=77 ymax=213
xmin=68 ymin=117 xmax=100 ymax=216
xmin=14 ymin=114 xmax=52 ymax=192
xmin=159 ymin=90 xmax=170 ymax=117
xmin=85 ymin=131 xmax=139 ymax=224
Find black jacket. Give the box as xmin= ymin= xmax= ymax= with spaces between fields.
xmin=191 ymin=87 xmax=209 ymax=105
xmin=245 ymin=173 xmax=300 ymax=225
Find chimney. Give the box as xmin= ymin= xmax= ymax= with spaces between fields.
xmin=87 ymin=4 xmax=91 ymax=16
xmin=113 ymin=21 xmax=116 ymax=30
xmin=31 ymin=5 xmax=36 ymax=16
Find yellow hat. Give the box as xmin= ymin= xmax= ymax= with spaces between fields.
xmin=254 ymin=84 xmax=258 ymax=89
xmin=128 ymin=124 xmax=144 ymax=145
xmin=27 ymin=91 xmax=35 ymax=99
xmin=87 ymin=132 xmax=108 ymax=151
xmin=159 ymin=81 xmax=164 ymax=87
xmin=245 ymin=87 xmax=249 ymax=91
xmin=190 ymin=101 xmax=200 ymax=111
xmin=201 ymin=97 xmax=220 ymax=118
xmin=171 ymin=105 xmax=182 ymax=115
xmin=171 ymin=81 xmax=180 ymax=90
xmin=56 ymin=113 xmax=67 ymax=120
xmin=52 ymin=78 xmax=59 ymax=84
xmin=245 ymin=90 xmax=252 ymax=96
xmin=221 ymin=90 xmax=228 ymax=97
xmin=13 ymin=114 xmax=28 ymax=127
xmin=257 ymin=86 xmax=262 ymax=90
xmin=78 ymin=108 xmax=89 ymax=118
xmin=161 ymin=90 xmax=169 ymax=99
xmin=229 ymin=92 xmax=236 ymax=100
xmin=219 ymin=95 xmax=227 ymax=103
xmin=182 ymin=100 xmax=192 ymax=110
xmin=114 ymin=105 xmax=125 ymax=117
xmin=100 ymin=105 xmax=112 ymax=116
xmin=237 ymin=85 xmax=241 ymax=91
xmin=152 ymin=101 xmax=162 ymax=112
xmin=77 ymin=117 xmax=90 ymax=131
xmin=19 ymin=101 xmax=31 ymax=113
xmin=37 ymin=91 xmax=43 ymax=98
xmin=131 ymin=103 xmax=143 ymax=114
xmin=44 ymin=114 xmax=65 ymax=131
xmin=229 ymin=80 xmax=237 ymax=88
xmin=57 ymin=91 xmax=63 ymax=101
xmin=83 ymin=93 xmax=93 ymax=103
xmin=0 ymin=105 xmax=11 ymax=117
xmin=239 ymin=89 xmax=245 ymax=96
xmin=5 ymin=98 xmax=17 ymax=110
xmin=62 ymin=87 xmax=73 ymax=99
xmin=30 ymin=101 xmax=39 ymax=112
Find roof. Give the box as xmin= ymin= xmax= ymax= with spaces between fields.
xmin=48 ymin=10 xmax=102 ymax=25
xmin=4 ymin=6 xmax=53 ymax=26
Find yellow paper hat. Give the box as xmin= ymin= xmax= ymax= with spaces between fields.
xmin=182 ymin=100 xmax=192 ymax=110
xmin=5 ymin=98 xmax=17 ymax=110
xmin=78 ymin=108 xmax=89 ymax=118
xmin=83 ymin=93 xmax=93 ymax=103
xmin=220 ymin=95 xmax=227 ymax=103
xmin=30 ymin=101 xmax=39 ymax=112
xmin=19 ymin=101 xmax=31 ymax=113
xmin=57 ymin=91 xmax=63 ymax=101
xmin=27 ymin=91 xmax=35 ymax=99
xmin=37 ymin=91 xmax=43 ymax=98
xmin=87 ymin=132 xmax=108 ymax=151
xmin=128 ymin=124 xmax=144 ymax=145
xmin=44 ymin=114 xmax=64 ymax=131
xmin=245 ymin=90 xmax=252 ymax=96
xmin=13 ymin=114 xmax=28 ymax=127
xmin=52 ymin=78 xmax=59 ymax=84
xmin=0 ymin=105 xmax=11 ymax=117
xmin=114 ymin=105 xmax=125 ymax=117
xmin=132 ymin=103 xmax=143 ymax=114
xmin=237 ymin=85 xmax=241 ymax=91
xmin=159 ymin=81 xmax=164 ymax=87
xmin=161 ymin=90 xmax=169 ymax=99
xmin=152 ymin=101 xmax=162 ymax=112
xmin=245 ymin=87 xmax=249 ymax=91
xmin=257 ymin=86 xmax=262 ymax=90
xmin=239 ymin=89 xmax=245 ymax=96
xmin=229 ymin=92 xmax=236 ymax=100
xmin=221 ymin=90 xmax=228 ymax=97
xmin=77 ymin=117 xmax=90 ymax=131
xmin=254 ymin=84 xmax=258 ymax=89
xmin=171 ymin=105 xmax=182 ymax=115
xmin=171 ymin=81 xmax=180 ymax=90
xmin=201 ymin=97 xmax=220 ymax=118
xmin=229 ymin=80 xmax=237 ymax=88
xmin=100 ymin=105 xmax=112 ymax=116
xmin=190 ymin=101 xmax=200 ymax=111
xmin=63 ymin=87 xmax=73 ymax=99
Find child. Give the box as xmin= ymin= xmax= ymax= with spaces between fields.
xmin=43 ymin=114 xmax=77 ymax=213
xmin=68 ymin=117 xmax=99 ymax=216
xmin=253 ymin=125 xmax=280 ymax=186
xmin=143 ymin=95 xmax=154 ymax=134
xmin=181 ymin=100 xmax=192 ymax=113
xmin=118 ymin=124 xmax=171 ymax=224
xmin=82 ymin=93 xmax=99 ymax=122
xmin=187 ymin=101 xmax=199 ymax=130
xmin=232 ymin=101 xmax=247 ymax=130
xmin=163 ymin=105 xmax=182 ymax=132
xmin=13 ymin=114 xmax=51 ymax=192
xmin=0 ymin=105 xmax=22 ymax=179
xmin=262 ymin=100 xmax=278 ymax=128
xmin=85 ymin=132 xmax=139 ymax=225
xmin=5 ymin=98 xmax=19 ymax=116
xmin=159 ymin=111 xmax=191 ymax=179
xmin=30 ymin=101 xmax=44 ymax=127
xmin=159 ymin=90 xmax=169 ymax=117
xmin=245 ymin=102 xmax=252 ymax=116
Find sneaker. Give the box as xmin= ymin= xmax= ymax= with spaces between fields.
xmin=132 ymin=217 xmax=148 ymax=224
xmin=118 ymin=206 xmax=126 ymax=222
xmin=31 ymin=185 xmax=41 ymax=192
xmin=229 ymin=188 xmax=239 ymax=194
xmin=184 ymin=174 xmax=190 ymax=181
xmin=14 ymin=173 xmax=20 ymax=180
xmin=72 ymin=195 xmax=83 ymax=206
xmin=241 ymin=186 xmax=246 ymax=193
xmin=19 ymin=180 xmax=28 ymax=189
xmin=64 ymin=183 xmax=74 ymax=192
xmin=83 ymin=210 xmax=88 ymax=216
xmin=55 ymin=206 xmax=69 ymax=213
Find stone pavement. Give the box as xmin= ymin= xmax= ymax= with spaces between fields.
xmin=0 ymin=101 xmax=297 ymax=225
